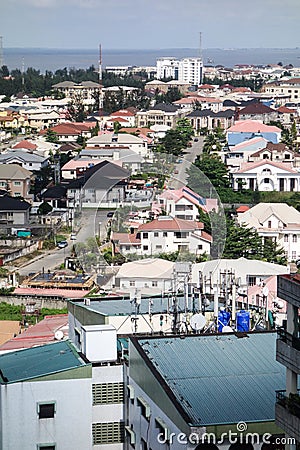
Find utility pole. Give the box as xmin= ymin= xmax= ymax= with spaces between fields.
xmin=0 ymin=36 xmax=3 ymax=68
xmin=98 ymin=44 xmax=103 ymax=117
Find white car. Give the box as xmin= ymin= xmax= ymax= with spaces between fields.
xmin=70 ymin=233 xmax=77 ymax=240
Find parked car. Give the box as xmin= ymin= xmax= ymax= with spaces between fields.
xmin=70 ymin=233 xmax=77 ymax=240
xmin=57 ymin=240 xmax=68 ymax=249
xmin=194 ymin=138 xmax=199 ymax=142
xmin=107 ymin=211 xmax=114 ymax=218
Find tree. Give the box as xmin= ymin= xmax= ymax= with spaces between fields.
xmin=45 ymin=129 xmax=59 ymax=143
xmin=66 ymin=93 xmax=87 ymax=122
xmin=38 ymin=201 xmax=53 ymax=215
xmin=203 ymin=133 xmax=222 ymax=154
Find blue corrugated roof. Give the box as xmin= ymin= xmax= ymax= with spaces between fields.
xmin=137 ymin=332 xmax=285 ymax=426
xmin=0 ymin=340 xmax=87 ymax=384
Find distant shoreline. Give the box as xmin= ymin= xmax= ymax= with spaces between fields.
xmin=3 ymin=47 xmax=300 ymax=73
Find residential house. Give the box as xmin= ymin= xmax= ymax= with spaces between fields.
xmin=276 ymin=105 xmax=297 ymax=125
xmin=52 ymin=80 xmax=100 ymax=106
xmin=155 ymin=185 xmax=218 ymax=220
xmin=237 ymin=202 xmax=300 ymax=262
xmin=61 ymin=159 xmax=98 ymax=179
xmin=0 ymin=149 xmax=48 ymax=172
xmin=136 ymin=103 xmax=183 ymax=130
xmin=0 ymin=164 xmax=33 ymax=201
xmin=225 ymin=136 xmax=269 ymax=169
xmin=85 ymin=133 xmax=148 ymax=157
xmin=127 ymin=332 xmax=286 ymax=450
xmin=237 ymin=101 xmax=282 ymax=123
xmin=44 ymin=122 xmax=93 ymax=142
xmin=263 ymin=77 xmax=300 ymax=102
xmin=187 ymin=108 xmax=235 ymax=132
xmin=231 ymin=160 xmax=300 ymax=192
xmin=78 ymin=148 xmax=143 ymax=174
xmin=112 ymin=216 xmax=212 ymax=257
xmin=0 ymin=191 xmax=31 ymax=226
xmin=248 ymin=142 xmax=300 ymax=167
xmin=226 ymin=120 xmax=282 ymax=146
xmin=66 ymin=160 xmax=130 ymax=209
xmin=192 ymin=257 xmax=289 ymax=297
xmin=26 ymin=109 xmax=61 ymax=130
xmin=114 ymin=258 xmax=175 ymax=294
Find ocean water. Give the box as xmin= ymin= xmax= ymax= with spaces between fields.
xmin=2 ymin=47 xmax=300 ymax=73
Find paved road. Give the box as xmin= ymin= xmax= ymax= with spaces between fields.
xmin=17 ymin=209 xmax=110 ymax=276
xmin=168 ymin=137 xmax=204 ymax=189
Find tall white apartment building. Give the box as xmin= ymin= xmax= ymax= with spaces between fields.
xmin=156 ymin=56 xmax=203 ymax=85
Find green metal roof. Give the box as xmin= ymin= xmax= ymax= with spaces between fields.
xmin=73 ymin=296 xmax=187 ymax=316
xmin=136 ymin=332 xmax=285 ymax=426
xmin=0 ymin=340 xmax=88 ymax=384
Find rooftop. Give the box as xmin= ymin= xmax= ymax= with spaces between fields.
xmin=0 ymin=340 xmax=87 ymax=384
xmin=132 ymin=332 xmax=285 ymax=426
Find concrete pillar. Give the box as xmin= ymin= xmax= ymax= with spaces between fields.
xmin=286 ymin=302 xmax=298 ymax=395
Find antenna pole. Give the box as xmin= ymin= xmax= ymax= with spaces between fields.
xmin=0 ymin=36 xmax=3 ymax=68
xmin=98 ymin=44 xmax=103 ymax=117
xmin=22 ymin=57 xmax=25 ymax=91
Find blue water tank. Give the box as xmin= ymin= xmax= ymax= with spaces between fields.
xmin=236 ymin=310 xmax=250 ymax=332
xmin=218 ymin=310 xmax=231 ymax=332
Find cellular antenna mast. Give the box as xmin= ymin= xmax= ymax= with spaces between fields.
xmin=22 ymin=57 xmax=25 ymax=90
xmin=0 ymin=36 xmax=3 ymax=68
xmin=199 ymin=31 xmax=203 ymax=61
xmin=98 ymin=44 xmax=103 ymax=117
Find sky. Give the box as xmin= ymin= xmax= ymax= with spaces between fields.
xmin=1 ymin=0 xmax=300 ymax=50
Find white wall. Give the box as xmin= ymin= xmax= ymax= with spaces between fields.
xmin=0 ymin=377 xmax=92 ymax=450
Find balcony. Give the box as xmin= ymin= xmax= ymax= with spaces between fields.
xmin=277 ymin=274 xmax=300 ymax=309
xmin=275 ymin=390 xmax=300 ymax=442
xmin=276 ymin=328 xmax=300 ymax=374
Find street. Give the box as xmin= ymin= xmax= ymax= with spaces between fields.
xmin=168 ymin=137 xmax=204 ymax=189
xmin=17 ymin=209 xmax=110 ymax=277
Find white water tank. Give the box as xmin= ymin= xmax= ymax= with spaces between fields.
xmin=81 ymin=324 xmax=117 ymax=363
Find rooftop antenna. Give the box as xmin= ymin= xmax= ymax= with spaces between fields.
xmin=98 ymin=44 xmax=103 ymax=117
xmin=199 ymin=31 xmax=203 ymax=61
xmin=0 ymin=36 xmax=3 ymax=68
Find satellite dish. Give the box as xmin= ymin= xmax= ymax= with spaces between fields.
xmin=54 ymin=330 xmax=64 ymax=341
xmin=190 ymin=314 xmax=206 ymax=331
xmin=222 ymin=326 xmax=234 ymax=333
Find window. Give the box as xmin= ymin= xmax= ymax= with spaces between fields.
xmin=152 ymin=281 xmax=158 ymax=287
xmin=264 ymin=178 xmax=270 ymax=183
xmin=14 ymin=193 xmax=21 ymax=197
xmin=198 ymin=245 xmax=203 ymax=250
xmin=13 ymin=181 xmax=21 ymax=186
xmin=38 ymin=402 xmax=56 ymax=419
xmin=248 ymin=276 xmax=256 ymax=286
xmin=142 ymin=232 xmax=148 ymax=239
xmin=155 ymin=245 xmax=162 ymax=250
xmin=292 ymin=251 xmax=297 ymax=260
xmin=92 ymin=383 xmax=124 ymax=405
xmin=129 ymin=281 xmax=135 ymax=287
xmin=268 ymin=221 xmax=272 ymax=228
xmin=163 ymin=231 xmax=167 ymax=237
xmin=137 ymin=397 xmax=151 ymax=420
xmin=154 ymin=232 xmax=159 ymax=237
xmin=37 ymin=445 xmax=56 ymax=450
xmin=143 ymin=245 xmax=148 ymax=251
xmin=293 ymin=234 xmax=297 ymax=243
xmin=284 ymin=234 xmax=289 ymax=242
xmin=174 ymin=232 xmax=187 ymax=238
xmin=92 ymin=422 xmax=125 ymax=445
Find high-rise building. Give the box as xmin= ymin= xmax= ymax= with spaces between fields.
xmin=156 ymin=56 xmax=203 ymax=85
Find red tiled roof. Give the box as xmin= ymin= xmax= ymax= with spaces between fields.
xmin=0 ymin=315 xmax=69 ymax=351
xmin=111 ymin=232 xmax=141 ymax=245
xmin=227 ymin=120 xmax=281 ymax=133
xmin=111 ymin=109 xmax=135 ymax=117
xmin=13 ymin=140 xmax=37 ymax=150
xmin=277 ymin=105 xmax=295 ymax=113
xmin=239 ymin=102 xmax=278 ymax=115
xmin=14 ymin=287 xmax=88 ymax=298
xmin=236 ymin=205 xmax=250 ymax=213
xmin=138 ymin=218 xmax=204 ymax=231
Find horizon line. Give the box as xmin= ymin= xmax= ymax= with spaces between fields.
xmin=3 ymin=46 xmax=300 ymax=51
